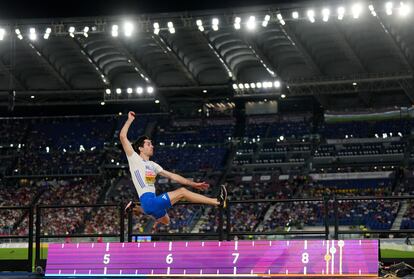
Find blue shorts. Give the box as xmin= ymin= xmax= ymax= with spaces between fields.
xmin=139 ymin=192 xmax=172 ymax=219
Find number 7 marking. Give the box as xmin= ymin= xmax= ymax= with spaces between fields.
xmin=232 ymin=253 xmax=239 ymax=264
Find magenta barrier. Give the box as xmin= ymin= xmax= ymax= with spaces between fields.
xmin=46 ymin=239 xmax=378 ymax=277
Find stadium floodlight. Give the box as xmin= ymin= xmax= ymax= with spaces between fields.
xmin=83 ymin=27 xmax=89 ymax=37
xmin=212 ymin=18 xmax=219 ymax=30
xmin=232 ymin=84 xmax=238 ymax=90
xmin=274 ymin=80 xmax=281 ymax=88
xmin=234 ymin=17 xmax=241 ymax=29
xmin=29 ymin=28 xmax=37 ymax=41
xmin=262 ymin=15 xmax=270 ymax=27
xmin=307 ymin=10 xmax=316 ymax=23
xmin=127 ymin=88 xmax=133 ymax=94
xmin=399 ymin=2 xmax=410 ymax=16
xmin=0 ymin=29 xmax=5 ymax=41
xmin=244 ymin=83 xmax=250 ymax=89
xmin=196 ymin=19 xmax=204 ymax=31
xmin=368 ymin=4 xmax=377 ymax=16
xmin=352 ymin=3 xmax=362 ymax=19
xmin=256 ymin=82 xmax=262 ymax=88
xmin=15 ymin=29 xmax=23 ymax=40
xmin=155 ymin=99 xmax=160 ymax=104
xmin=247 ymin=16 xmax=256 ymax=30
xmin=276 ymin=14 xmax=285 ymax=25
xmin=136 ymin=87 xmax=143 ymax=94
xmin=238 ymin=83 xmax=244 ymax=89
xmin=167 ymin=22 xmax=175 ymax=34
xmin=43 ymin=27 xmax=51 ymax=39
xmin=105 ymin=89 xmax=111 ymax=95
xmin=153 ymin=22 xmax=160 ymax=34
xmin=250 ymin=82 xmax=256 ymax=88
xmin=124 ymin=22 xmax=134 ymax=37
xmin=281 ymin=94 xmax=286 ymax=98
xmin=147 ymin=86 xmax=154 ymax=94
xmin=386 ymin=2 xmax=393 ymax=15
xmin=153 ymin=22 xmax=160 ymax=35
xmin=337 ymin=6 xmax=345 ymax=20
xmin=267 ymin=81 xmax=274 ymax=88
xmin=116 ymin=88 xmax=122 ymax=94
xmin=322 ymin=8 xmax=330 ymax=22
xmin=100 ymin=102 xmax=105 ymax=106
xmin=292 ymin=11 xmax=299 ymax=19
xmin=111 ymin=25 xmax=119 ymax=37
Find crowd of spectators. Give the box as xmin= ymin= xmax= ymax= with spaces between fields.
xmin=2 ymin=114 xmax=414 ymax=237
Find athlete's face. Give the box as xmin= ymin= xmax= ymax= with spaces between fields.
xmin=140 ymin=139 xmax=154 ymax=157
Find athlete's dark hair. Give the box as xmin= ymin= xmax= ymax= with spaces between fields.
xmin=132 ymin=135 xmax=150 ymax=154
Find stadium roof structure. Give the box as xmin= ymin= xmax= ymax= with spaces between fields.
xmin=0 ymin=0 xmax=413 ymax=110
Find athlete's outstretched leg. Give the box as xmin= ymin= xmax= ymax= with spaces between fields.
xmin=152 ymin=214 xmax=170 ymax=231
xmin=167 ymin=187 xmax=225 ymax=206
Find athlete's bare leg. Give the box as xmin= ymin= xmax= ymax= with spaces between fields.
xmin=133 ymin=205 xmax=144 ymax=216
xmin=152 ymin=214 xmax=170 ymax=231
xmin=167 ymin=187 xmax=220 ymax=206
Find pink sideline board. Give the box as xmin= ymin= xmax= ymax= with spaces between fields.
xmin=46 ymin=240 xmax=378 ymax=277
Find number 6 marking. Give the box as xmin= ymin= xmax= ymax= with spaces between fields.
xmin=232 ymin=253 xmax=239 ymax=264
xmin=166 ymin=253 xmax=173 ymax=264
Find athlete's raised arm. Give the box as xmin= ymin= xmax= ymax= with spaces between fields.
xmin=119 ymin=111 xmax=136 ymax=157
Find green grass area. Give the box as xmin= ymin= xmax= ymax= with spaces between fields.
xmin=0 ymin=247 xmax=48 ymax=260
xmin=381 ymin=249 xmax=414 ymax=259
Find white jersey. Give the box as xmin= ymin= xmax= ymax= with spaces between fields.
xmin=126 ymin=152 xmax=163 ymax=197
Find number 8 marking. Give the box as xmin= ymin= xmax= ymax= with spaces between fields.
xmin=302 ymin=252 xmax=309 ymax=264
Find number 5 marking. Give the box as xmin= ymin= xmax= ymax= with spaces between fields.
xmin=232 ymin=253 xmax=239 ymax=264
xmin=103 ymin=254 xmax=110 ymax=264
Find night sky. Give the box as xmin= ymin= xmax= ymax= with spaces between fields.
xmin=1 ymin=0 xmax=296 ymax=19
